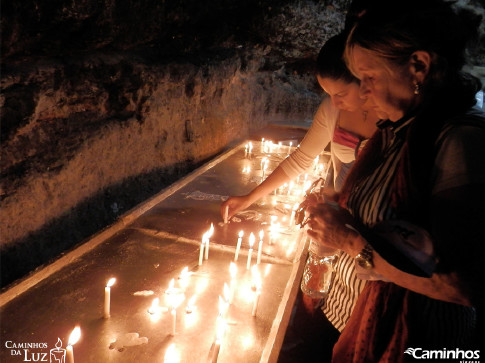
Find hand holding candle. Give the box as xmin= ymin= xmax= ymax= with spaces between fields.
xmin=66 ymin=326 xmax=81 ymax=363
xmin=104 ymin=277 xmax=116 ymax=319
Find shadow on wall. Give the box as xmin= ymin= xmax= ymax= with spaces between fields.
xmin=0 ymin=159 xmax=209 ymax=289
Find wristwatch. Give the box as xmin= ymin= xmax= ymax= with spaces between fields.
xmin=355 ymin=243 xmax=374 ymax=270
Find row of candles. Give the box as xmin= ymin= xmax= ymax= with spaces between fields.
xmin=62 ymin=139 xmax=325 ymax=362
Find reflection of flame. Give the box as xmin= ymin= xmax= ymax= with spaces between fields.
xmin=164 ymin=343 xmax=180 ymax=363
xmin=106 ymin=278 xmax=116 ymax=288
xmin=55 ymin=337 xmax=62 ymax=349
xmin=68 ymin=326 xmax=81 ymax=346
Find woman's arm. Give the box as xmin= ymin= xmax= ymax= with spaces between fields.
xmin=306 ymin=203 xmax=472 ymax=306
xmin=221 ymin=99 xmax=336 ymax=219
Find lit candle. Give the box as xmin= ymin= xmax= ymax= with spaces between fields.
xmin=205 ymin=223 xmax=214 ymax=260
xmin=224 ymin=205 xmax=229 ymax=224
xmin=251 ymin=267 xmax=262 ymax=317
xmin=229 ymin=262 xmax=237 ymax=304
xmin=66 ymin=326 xmax=81 ymax=363
xmin=171 ymin=307 xmax=176 ymax=336
xmin=234 ymin=231 xmax=243 ymax=261
xmin=104 ymin=277 xmax=116 ymax=318
xmin=178 ymin=266 xmax=190 ymax=291
xmin=289 ymin=203 xmax=298 ymax=227
xmin=287 ymin=141 xmax=292 ymax=155
xmin=257 ymin=230 xmax=264 ymax=264
xmin=186 ymin=295 xmax=196 ymax=314
xmin=247 ymin=233 xmax=255 ymax=270
xmin=199 ymin=236 xmax=205 ymax=266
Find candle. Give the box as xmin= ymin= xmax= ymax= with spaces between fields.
xmin=229 ymin=262 xmax=237 ymax=304
xmin=247 ymin=233 xmax=255 ymax=270
xmin=257 ymin=230 xmax=264 ymax=264
xmin=104 ymin=277 xmax=116 ymax=318
xmin=186 ymin=295 xmax=196 ymax=314
xmin=199 ymin=238 xmax=205 ymax=266
xmin=171 ymin=307 xmax=176 ymax=336
xmin=234 ymin=231 xmax=243 ymax=261
xmin=289 ymin=203 xmax=298 ymax=228
xmin=205 ymin=223 xmax=214 ymax=260
xmin=224 ymin=205 xmax=229 ymax=224
xmin=287 ymin=141 xmax=292 ymax=155
xmin=66 ymin=326 xmax=81 ymax=363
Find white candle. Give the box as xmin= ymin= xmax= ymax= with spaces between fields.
xmin=257 ymin=230 xmax=264 ymax=264
xmin=289 ymin=203 xmax=298 ymax=228
xmin=66 ymin=326 xmax=81 ymax=363
xmin=229 ymin=262 xmax=237 ymax=304
xmin=205 ymin=224 xmax=214 ymax=260
xmin=104 ymin=278 xmax=116 ymax=318
xmin=247 ymin=233 xmax=255 ymax=270
xmin=171 ymin=308 xmax=176 ymax=336
xmin=199 ymin=240 xmax=205 ymax=266
xmin=234 ymin=231 xmax=243 ymax=261
xmin=224 ymin=205 xmax=229 ymax=224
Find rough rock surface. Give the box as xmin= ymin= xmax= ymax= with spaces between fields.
xmin=1 ymin=0 xmax=484 ymax=288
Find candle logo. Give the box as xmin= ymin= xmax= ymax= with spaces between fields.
xmin=50 ymin=338 xmax=66 ymax=362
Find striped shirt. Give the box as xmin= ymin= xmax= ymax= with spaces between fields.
xmin=343 ymin=116 xmax=477 ymax=345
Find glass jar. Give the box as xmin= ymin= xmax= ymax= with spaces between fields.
xmin=300 ymin=241 xmax=339 ymax=299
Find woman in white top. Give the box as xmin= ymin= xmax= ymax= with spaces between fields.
xmin=221 ymin=32 xmax=379 ymax=361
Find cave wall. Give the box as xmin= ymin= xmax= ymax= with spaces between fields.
xmin=1 ymin=0 xmax=484 ymax=288
xmin=1 ymin=0 xmax=353 ymax=287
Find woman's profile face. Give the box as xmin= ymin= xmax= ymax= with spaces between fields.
xmin=349 ymin=46 xmax=418 ymax=121
xmin=317 ymin=75 xmax=363 ymax=112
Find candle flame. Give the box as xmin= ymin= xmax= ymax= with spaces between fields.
xmin=169 ymin=278 xmax=175 ymax=290
xmin=229 ymin=262 xmax=237 ymax=278
xmin=208 ymin=223 xmax=214 ymax=237
xmin=68 ymin=326 xmax=81 ymax=346
xmin=249 ymin=233 xmax=255 ymax=247
xmin=106 ymin=277 xmax=116 ymax=287
xmin=259 ymin=230 xmax=264 ymax=240
xmin=238 ymin=230 xmax=244 ymax=238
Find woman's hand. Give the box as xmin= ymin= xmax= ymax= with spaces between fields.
xmin=220 ymin=195 xmax=253 ymax=220
xmin=306 ymin=203 xmax=364 ymax=257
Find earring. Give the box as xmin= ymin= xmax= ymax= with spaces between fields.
xmin=414 ymin=82 xmax=420 ymax=95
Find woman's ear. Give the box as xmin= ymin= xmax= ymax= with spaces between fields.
xmin=409 ymin=51 xmax=431 ymax=83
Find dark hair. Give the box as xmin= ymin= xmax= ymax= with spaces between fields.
xmin=316 ymin=32 xmax=357 ymax=84
xmin=345 ymin=0 xmax=482 ymax=89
